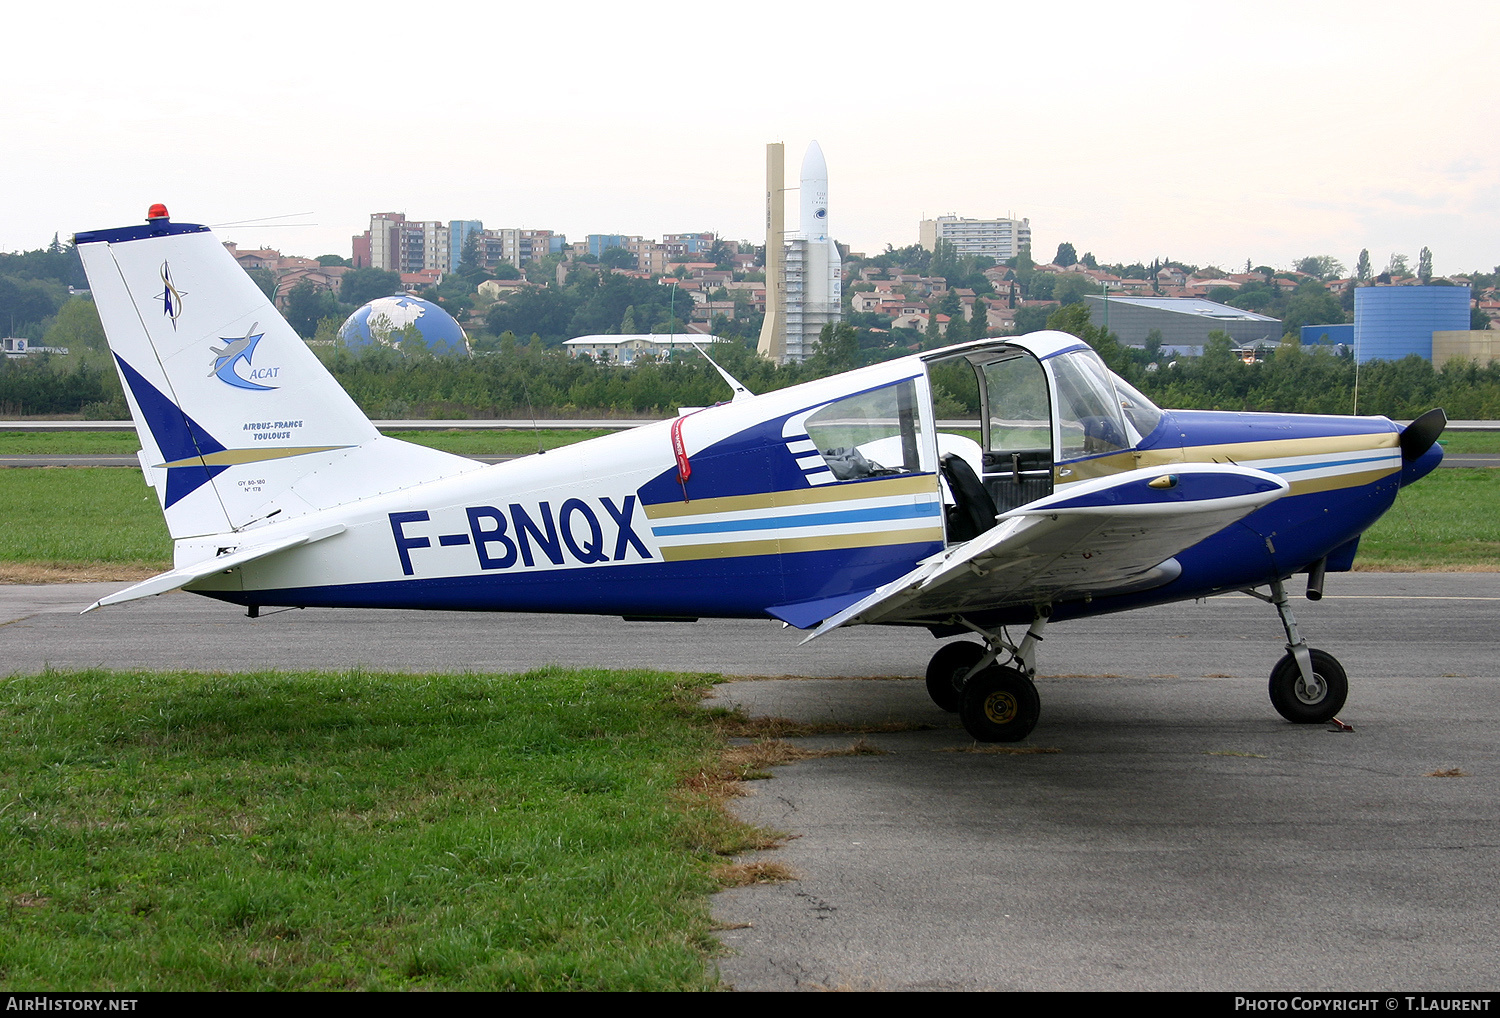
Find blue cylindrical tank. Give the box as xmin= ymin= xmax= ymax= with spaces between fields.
xmin=1353 ymin=286 xmax=1470 ymax=364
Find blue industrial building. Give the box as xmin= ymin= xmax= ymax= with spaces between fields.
xmin=1300 ymin=322 xmax=1354 ymax=346
xmin=1353 ymin=286 xmax=1470 ymax=364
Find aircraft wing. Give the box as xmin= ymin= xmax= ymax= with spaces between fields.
xmin=82 ymin=525 xmax=346 ymax=613
xmin=801 ymin=463 xmax=1288 ymax=641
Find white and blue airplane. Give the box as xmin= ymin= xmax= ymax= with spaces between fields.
xmin=74 ymin=207 xmax=1446 ymax=741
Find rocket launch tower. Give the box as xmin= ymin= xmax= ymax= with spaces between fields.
xmin=757 ymin=140 xmax=842 ymax=364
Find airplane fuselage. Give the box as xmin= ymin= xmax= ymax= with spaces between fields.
xmin=188 ymin=365 xmax=1425 ymax=632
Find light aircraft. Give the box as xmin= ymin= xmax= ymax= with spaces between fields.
xmin=73 ymin=207 xmax=1447 ymax=741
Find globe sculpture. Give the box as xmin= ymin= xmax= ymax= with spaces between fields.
xmin=338 ymin=295 xmax=469 ymax=357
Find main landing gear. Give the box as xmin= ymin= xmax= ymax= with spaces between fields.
xmin=1243 ymin=573 xmax=1348 ymax=724
xmin=926 ymin=572 xmax=1351 ymax=738
xmin=924 ymin=611 xmax=1049 ymax=742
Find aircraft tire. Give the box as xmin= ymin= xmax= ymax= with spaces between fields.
xmin=925 ymin=641 xmax=986 ymax=712
xmin=1268 ymin=648 xmax=1348 ymax=723
xmin=959 ymin=666 xmax=1040 ymax=742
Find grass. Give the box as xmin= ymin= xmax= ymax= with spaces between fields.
xmin=3 ymin=467 xmax=1499 ymax=575
xmin=0 ymin=666 xmax=770 ymax=990
xmin=2 ymin=462 xmax=1496 ymax=577
xmin=1357 ymin=468 xmax=1500 ymax=569
xmin=1435 ymin=432 xmax=1500 ymax=454
xmin=4 ymin=428 xmax=1500 ymax=456
xmin=383 ymin=429 xmax=620 ymax=456
xmin=0 ymin=468 xmax=170 ymax=575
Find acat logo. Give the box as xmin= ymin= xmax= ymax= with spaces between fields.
xmin=389 ymin=496 xmax=650 ymax=576
xmin=210 ymin=323 xmax=280 ymax=391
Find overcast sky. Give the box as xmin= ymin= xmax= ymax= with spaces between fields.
xmin=6 ymin=0 xmax=1497 ymax=277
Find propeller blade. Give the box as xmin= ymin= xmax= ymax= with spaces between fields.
xmin=1399 ymin=408 xmax=1447 ymax=463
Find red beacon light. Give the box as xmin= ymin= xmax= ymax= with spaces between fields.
xmin=146 ymin=204 xmax=170 ymax=221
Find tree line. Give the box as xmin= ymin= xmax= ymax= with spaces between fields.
xmin=5 ymin=234 xmax=1500 ymax=422
xmin=8 ymin=303 xmax=1499 ymax=422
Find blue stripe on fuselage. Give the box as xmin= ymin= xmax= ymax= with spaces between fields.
xmin=1259 ymin=453 xmax=1399 ymax=475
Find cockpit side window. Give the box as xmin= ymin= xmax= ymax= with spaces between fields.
xmin=1049 ymin=350 xmax=1131 ymax=461
xmin=804 ymin=378 xmax=927 ymax=481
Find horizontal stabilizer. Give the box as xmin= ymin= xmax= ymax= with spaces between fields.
xmin=82 ymin=525 xmax=345 ymax=613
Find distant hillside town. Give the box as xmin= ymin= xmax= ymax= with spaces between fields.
xmin=8 ymin=213 xmax=1500 ymax=422
xmin=4 ymin=154 xmax=1500 ymax=399
xmin=202 ymin=208 xmax=1500 ymax=373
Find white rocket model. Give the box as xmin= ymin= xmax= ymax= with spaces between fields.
xmin=784 ymin=140 xmax=842 ymax=361
xmin=799 ymin=141 xmax=832 ymax=244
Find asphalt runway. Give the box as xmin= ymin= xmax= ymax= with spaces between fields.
xmin=3 ymin=574 xmax=1498 ymax=991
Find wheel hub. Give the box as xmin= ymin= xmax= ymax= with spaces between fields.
xmin=983 ymin=690 xmax=1018 ymax=724
xmin=1295 ymin=673 xmax=1327 ymax=704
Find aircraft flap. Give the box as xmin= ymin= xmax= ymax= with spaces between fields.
xmin=82 ymin=524 xmax=346 ymax=613
xmin=765 ymin=590 xmax=874 ymax=629
xmin=801 ymin=463 xmax=1289 ymax=642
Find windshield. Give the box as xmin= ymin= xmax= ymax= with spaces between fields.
xmin=1049 ymin=349 xmax=1131 ymax=460
xmin=1111 ymin=374 xmax=1164 ymax=440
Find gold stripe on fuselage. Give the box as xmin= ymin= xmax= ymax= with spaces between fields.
xmin=1280 ymin=467 xmax=1400 ymax=496
xmin=1055 ymin=432 xmax=1401 ymax=492
xmin=1172 ymin=431 xmax=1398 ymax=464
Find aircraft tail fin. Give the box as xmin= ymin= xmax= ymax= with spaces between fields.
xmin=75 ymin=208 xmax=480 ymax=540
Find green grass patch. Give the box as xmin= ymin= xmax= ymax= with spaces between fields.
xmin=1358 ymin=468 xmax=1500 ymax=569
xmin=5 ymin=457 xmax=1497 ymax=574
xmin=4 ymin=426 xmax=1496 ymax=456
xmin=0 ymin=667 xmax=754 ymax=990
xmin=382 ymin=428 xmax=618 ymax=456
xmin=0 ymin=429 xmax=616 ymax=457
xmin=0 ymin=468 xmax=169 ymax=569
xmin=1436 ymin=432 xmax=1500 ymax=454
xmin=0 ymin=432 xmax=142 ymax=456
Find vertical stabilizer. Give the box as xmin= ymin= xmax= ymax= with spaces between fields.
xmin=75 ymin=210 xmax=480 ymax=540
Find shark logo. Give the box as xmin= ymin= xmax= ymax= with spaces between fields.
xmin=156 ymin=262 xmax=186 ymax=327
xmin=210 ymin=324 xmax=279 ymax=391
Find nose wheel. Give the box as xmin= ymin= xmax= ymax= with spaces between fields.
xmin=1246 ymin=574 xmax=1351 ymax=725
xmin=1268 ymin=648 xmax=1347 ymax=723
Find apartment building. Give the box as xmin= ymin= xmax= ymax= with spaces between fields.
xmin=919 ymin=215 xmax=1032 ymax=263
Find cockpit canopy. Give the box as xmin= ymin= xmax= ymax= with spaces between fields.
xmin=926 ymin=331 xmax=1163 ymax=466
